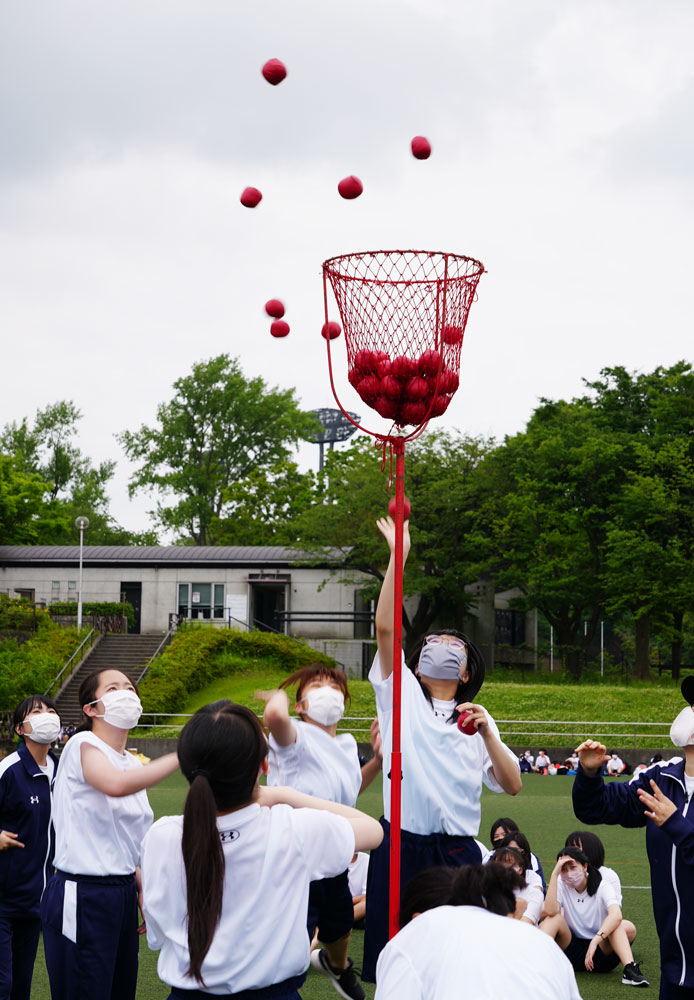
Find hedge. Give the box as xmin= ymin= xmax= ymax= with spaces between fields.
xmin=48 ymin=601 xmax=135 ymax=631
xmin=0 ymin=621 xmax=83 ymax=710
xmin=0 ymin=595 xmax=52 ymax=632
xmin=138 ymin=626 xmax=335 ymax=714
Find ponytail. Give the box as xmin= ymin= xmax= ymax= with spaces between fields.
xmin=178 ymin=701 xmax=268 ymax=985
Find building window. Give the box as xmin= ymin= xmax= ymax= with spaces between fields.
xmin=52 ymin=581 xmax=60 ymax=590
xmin=495 ymin=609 xmax=526 ymax=647
xmin=68 ymin=580 xmax=77 ymax=591
xmin=177 ymin=582 xmax=225 ymax=620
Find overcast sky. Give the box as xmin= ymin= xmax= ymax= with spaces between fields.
xmin=1 ymin=0 xmax=693 ymax=538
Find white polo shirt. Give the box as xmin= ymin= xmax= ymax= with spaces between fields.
xmin=375 ymin=905 xmax=582 ymax=1000
xmin=267 ymin=719 xmax=361 ymax=807
xmin=370 ymin=652 xmax=519 ymax=836
xmin=52 ymin=731 xmax=153 ymax=875
xmin=557 ymin=874 xmax=621 ymax=940
xmin=142 ymin=803 xmax=354 ymax=993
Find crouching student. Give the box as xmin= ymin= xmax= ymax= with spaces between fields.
xmin=490 ymin=845 xmax=544 ymax=926
xmin=539 ymin=847 xmax=648 ymax=987
xmin=374 ymin=864 xmax=582 ymax=1000
xmin=141 ymin=700 xmax=383 ymax=999
xmin=263 ymin=665 xmax=378 ymax=1000
xmin=0 ymin=696 xmax=61 ymax=1000
xmin=41 ymin=669 xmax=180 ymax=1000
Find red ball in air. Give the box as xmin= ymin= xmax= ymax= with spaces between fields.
xmin=270 ymin=320 xmax=290 ymax=338
xmin=419 ymin=349 xmax=442 ymax=377
xmin=411 ymin=136 xmax=432 ymax=160
xmin=388 ymin=495 xmax=411 ymax=519
xmin=457 ymin=710 xmax=476 ymax=736
xmin=338 ymin=175 xmax=363 ymax=200
xmin=443 ymin=324 xmax=463 ymax=345
xmin=262 ymin=59 xmax=287 ymax=85
xmin=265 ymin=299 xmax=285 ymax=319
xmin=240 ymin=187 xmax=263 ymax=208
xmin=321 ymin=321 xmax=342 ymax=340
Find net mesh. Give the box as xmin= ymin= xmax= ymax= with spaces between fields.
xmin=323 ymin=250 xmax=484 ymax=431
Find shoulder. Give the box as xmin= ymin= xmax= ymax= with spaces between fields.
xmin=145 ymin=814 xmax=182 ymax=844
xmin=0 ymin=750 xmax=22 ymax=782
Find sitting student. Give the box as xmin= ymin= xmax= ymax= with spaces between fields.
xmin=490 ymin=845 xmax=544 ymax=926
xmin=539 ymin=847 xmax=648 ymax=987
xmin=490 ymin=820 xmax=546 ymax=891
xmin=374 ymin=865 xmax=581 ymax=999
xmin=564 ymin=830 xmax=623 ymax=903
xmin=606 ymin=753 xmax=627 ymax=776
xmin=141 ymin=701 xmax=384 ymax=999
xmin=535 ymin=750 xmax=551 ymax=773
xmin=519 ymin=752 xmax=534 ymax=774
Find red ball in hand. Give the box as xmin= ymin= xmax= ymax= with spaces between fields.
xmin=411 ymin=136 xmax=432 ymax=160
xmin=265 ymin=299 xmax=285 ymax=319
xmin=262 ymin=59 xmax=287 ymax=85
xmin=388 ymin=495 xmax=411 ymax=519
xmin=240 ymin=187 xmax=262 ymax=208
xmin=321 ymin=321 xmax=341 ymax=340
xmin=338 ymin=175 xmax=363 ymax=200
xmin=270 ymin=320 xmax=290 ymax=338
xmin=457 ymin=710 xmax=476 ymax=735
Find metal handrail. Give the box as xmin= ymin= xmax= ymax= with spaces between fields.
xmin=43 ymin=628 xmax=98 ymax=697
xmin=136 ymin=629 xmax=174 ymax=685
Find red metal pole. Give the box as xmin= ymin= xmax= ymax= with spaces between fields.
xmin=388 ymin=438 xmax=406 ymax=939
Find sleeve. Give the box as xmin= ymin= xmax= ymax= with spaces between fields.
xmin=292 ymin=809 xmax=355 ymax=882
xmin=369 ymin=651 xmax=420 ymax=719
xmin=519 ymin=883 xmax=544 ymax=925
xmin=374 ymin=941 xmax=423 ymax=1000
xmin=660 ymin=808 xmax=694 ymax=865
xmin=600 ymin=868 xmax=622 ymax=907
xmin=598 ymin=877 xmax=621 ymax=911
xmin=572 ymin=766 xmax=648 ymax=828
xmin=141 ymin=820 xmax=181 ymax=952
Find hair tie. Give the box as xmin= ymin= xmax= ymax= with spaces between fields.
xmin=192 ymin=768 xmax=211 ymax=781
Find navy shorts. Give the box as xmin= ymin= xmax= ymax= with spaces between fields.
xmin=564 ymin=933 xmax=620 ymax=973
xmin=307 ymin=869 xmax=353 ymax=944
xmin=362 ymin=818 xmax=482 ymax=982
xmin=168 ymin=976 xmax=303 ymax=999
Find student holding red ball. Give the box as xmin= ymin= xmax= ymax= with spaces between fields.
xmin=362 ymin=514 xmax=521 ymax=981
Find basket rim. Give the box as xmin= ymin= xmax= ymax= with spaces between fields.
xmin=322 ymin=248 xmax=485 ymax=283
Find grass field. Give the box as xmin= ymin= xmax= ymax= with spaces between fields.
xmin=29 ymin=772 xmax=660 ymax=999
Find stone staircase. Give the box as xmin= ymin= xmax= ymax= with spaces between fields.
xmin=54 ymin=634 xmax=167 ymax=726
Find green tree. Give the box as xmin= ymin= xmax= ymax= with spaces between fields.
xmin=0 ymin=456 xmax=51 ymax=543
xmin=211 ymin=461 xmax=317 ymax=545
xmin=118 ymin=355 xmax=320 ymax=545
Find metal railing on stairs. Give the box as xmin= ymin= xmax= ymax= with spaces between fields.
xmin=136 ymin=629 xmax=175 ymax=685
xmin=43 ymin=628 xmax=99 ymax=698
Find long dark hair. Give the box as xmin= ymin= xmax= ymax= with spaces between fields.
xmin=565 ymin=830 xmax=605 ymax=869
xmin=489 ymin=816 xmax=519 ymax=844
xmin=558 ymin=846 xmax=602 ymax=897
xmin=399 ymin=863 xmax=521 ymax=928
xmin=13 ymin=695 xmax=58 ymax=739
xmin=407 ymin=629 xmax=485 ymax=722
xmin=74 ymin=669 xmax=138 ymax=732
xmin=178 ymin=701 xmax=268 ymax=985
xmin=496 ymin=830 xmax=533 ymax=872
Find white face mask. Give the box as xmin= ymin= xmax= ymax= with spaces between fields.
xmin=303 ymin=687 xmax=345 ymax=727
xmin=24 ymin=712 xmax=61 ymax=745
xmin=670 ymin=706 xmax=694 ymax=747
xmin=90 ymin=690 xmax=143 ymax=730
xmin=560 ymin=868 xmax=586 ymax=890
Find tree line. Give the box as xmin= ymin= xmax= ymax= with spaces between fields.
xmin=2 ymin=355 xmax=693 ymax=680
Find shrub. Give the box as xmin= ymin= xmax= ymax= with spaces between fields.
xmin=0 ymin=594 xmax=52 ymax=632
xmin=0 ymin=620 xmax=83 ymax=710
xmin=48 ymin=601 xmax=135 ymax=631
xmin=138 ymin=626 xmax=335 ymax=713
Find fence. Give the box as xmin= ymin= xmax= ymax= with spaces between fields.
xmin=128 ymin=714 xmax=674 ymax=750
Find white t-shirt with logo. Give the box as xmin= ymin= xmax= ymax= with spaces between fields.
xmin=52 ymin=731 xmax=153 ymax=875
xmin=267 ymin=719 xmax=361 ymax=807
xmin=556 ymin=874 xmax=621 ymax=940
xmin=375 ymin=905 xmax=582 ymax=1000
xmin=370 ymin=652 xmax=520 ymax=836
xmin=142 ymin=803 xmax=354 ymax=992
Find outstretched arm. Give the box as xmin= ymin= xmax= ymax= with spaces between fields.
xmin=359 ymin=718 xmax=383 ymax=794
xmin=572 ymin=740 xmax=647 ymax=828
xmin=81 ymin=745 xmax=179 ymax=798
xmin=374 ymin=516 xmax=411 ymax=681
xmin=261 ymin=689 xmax=296 ymax=748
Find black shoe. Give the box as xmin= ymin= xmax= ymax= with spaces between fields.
xmin=622 ymin=962 xmax=649 ymax=987
xmin=310 ymin=950 xmax=365 ymax=1000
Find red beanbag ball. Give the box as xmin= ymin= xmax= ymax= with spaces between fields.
xmin=405 ymin=376 xmax=429 ymax=401
xmin=443 ymin=324 xmax=463 ymax=345
xmin=338 ymin=175 xmax=363 ymax=200
xmin=262 ymin=59 xmax=287 ymax=85
xmin=457 ymin=710 xmax=476 ymax=735
xmin=380 ymin=375 xmax=402 ymax=400
xmin=439 ymin=370 xmax=460 ymax=394
xmin=418 ymin=349 xmax=441 ymax=376
xmin=321 ymin=321 xmax=342 ymax=340
xmin=240 ymin=187 xmax=263 ymax=208
xmin=348 ymin=367 xmax=361 ymax=388
xmin=388 ymin=495 xmax=411 ymax=519
xmin=270 ymin=320 xmax=290 ymax=338
xmin=401 ymin=401 xmax=429 ymax=426
xmin=391 ymin=356 xmax=416 ymax=380
xmin=411 ymin=136 xmax=432 ymax=160
xmin=374 ymin=395 xmax=398 ymax=420
xmin=265 ymin=299 xmax=285 ymax=319
xmin=429 ymin=393 xmax=451 ymax=417
xmin=357 ymin=375 xmax=380 ymax=403
xmin=353 ymin=349 xmax=379 ymax=374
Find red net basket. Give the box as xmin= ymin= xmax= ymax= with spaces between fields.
xmin=322 ymin=249 xmax=484 ymax=435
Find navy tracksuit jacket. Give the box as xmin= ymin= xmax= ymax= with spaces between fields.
xmin=0 ymin=742 xmax=58 ymax=916
xmin=572 ymin=758 xmax=694 ymax=989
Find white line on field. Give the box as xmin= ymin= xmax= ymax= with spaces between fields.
xmin=622 ymin=886 xmax=651 ymax=890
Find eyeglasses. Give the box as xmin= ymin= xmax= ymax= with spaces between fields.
xmin=424 ymin=635 xmax=466 ymax=652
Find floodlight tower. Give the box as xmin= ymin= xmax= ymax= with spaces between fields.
xmin=75 ymin=515 xmax=89 ymax=630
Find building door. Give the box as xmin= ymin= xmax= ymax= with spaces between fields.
xmin=250 ymin=583 xmax=286 ymax=632
xmin=120 ymin=582 xmax=142 ymax=634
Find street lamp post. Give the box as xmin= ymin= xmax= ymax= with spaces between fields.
xmin=75 ymin=516 xmax=89 ymax=630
